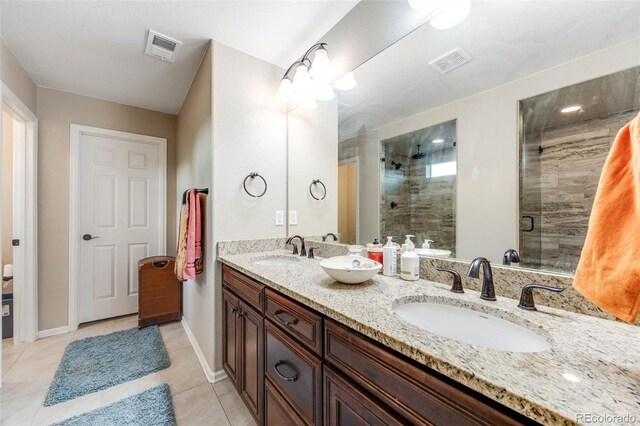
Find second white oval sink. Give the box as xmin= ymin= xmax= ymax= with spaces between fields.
xmin=252 ymin=256 xmax=300 ymax=266
xmin=394 ymin=302 xmax=550 ymax=353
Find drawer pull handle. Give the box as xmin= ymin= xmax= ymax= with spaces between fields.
xmin=274 ymin=310 xmax=299 ymax=326
xmin=274 ymin=360 xmax=298 ymax=382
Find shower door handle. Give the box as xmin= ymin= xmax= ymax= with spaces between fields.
xmin=521 ymin=216 xmax=535 ymax=232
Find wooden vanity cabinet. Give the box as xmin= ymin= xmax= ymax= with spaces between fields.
xmin=222 ymin=266 xmax=265 ymax=424
xmin=221 ymin=265 xmax=534 ymax=426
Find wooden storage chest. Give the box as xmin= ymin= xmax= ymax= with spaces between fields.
xmin=138 ymin=256 xmax=182 ymax=327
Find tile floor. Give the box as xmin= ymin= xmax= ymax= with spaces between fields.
xmin=0 ymin=316 xmax=256 ymax=426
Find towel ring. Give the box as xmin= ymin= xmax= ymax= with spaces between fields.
xmin=243 ymin=172 xmax=267 ymax=198
xmin=309 ymin=179 xmax=326 ymax=201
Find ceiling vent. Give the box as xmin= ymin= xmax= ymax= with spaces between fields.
xmin=145 ymin=30 xmax=182 ymax=63
xmin=429 ymin=48 xmax=471 ymax=74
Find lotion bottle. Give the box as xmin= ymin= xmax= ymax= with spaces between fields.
xmin=400 ymin=235 xmax=419 ymax=281
xmin=383 ymin=237 xmax=397 ymax=276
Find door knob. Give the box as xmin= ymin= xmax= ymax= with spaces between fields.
xmin=82 ymin=234 xmax=99 ymax=241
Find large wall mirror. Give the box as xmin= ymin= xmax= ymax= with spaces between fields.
xmin=287 ymin=1 xmax=640 ymax=275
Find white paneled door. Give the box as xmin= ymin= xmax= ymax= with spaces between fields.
xmin=78 ymin=132 xmax=163 ymax=323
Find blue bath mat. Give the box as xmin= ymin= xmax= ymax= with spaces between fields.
xmin=52 ymin=384 xmax=176 ymax=426
xmin=45 ymin=326 xmax=170 ymax=406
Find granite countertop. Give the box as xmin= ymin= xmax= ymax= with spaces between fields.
xmin=218 ymin=250 xmax=640 ymax=425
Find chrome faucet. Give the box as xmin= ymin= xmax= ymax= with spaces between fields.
xmin=285 ymin=235 xmax=306 ymax=257
xmin=322 ymin=232 xmax=339 ymax=242
xmin=467 ymin=257 xmax=496 ymax=301
xmin=503 ymin=249 xmax=521 ymax=266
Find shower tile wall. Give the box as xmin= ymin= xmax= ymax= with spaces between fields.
xmin=520 ymin=109 xmax=638 ymax=271
xmin=380 ymin=144 xmax=456 ymax=254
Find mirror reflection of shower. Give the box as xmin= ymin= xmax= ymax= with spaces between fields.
xmin=519 ymin=66 xmax=640 ymax=272
xmin=380 ymin=119 xmax=457 ymax=254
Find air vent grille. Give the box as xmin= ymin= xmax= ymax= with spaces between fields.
xmin=145 ymin=30 xmax=182 ymax=63
xmin=429 ymin=48 xmax=471 ymax=74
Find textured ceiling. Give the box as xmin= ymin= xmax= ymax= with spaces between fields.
xmin=0 ymin=0 xmax=359 ymax=113
xmin=338 ymin=1 xmax=640 ymax=142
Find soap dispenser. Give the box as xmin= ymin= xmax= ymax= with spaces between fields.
xmin=400 ymin=235 xmax=419 ymax=281
xmin=383 ymin=236 xmax=397 ymax=276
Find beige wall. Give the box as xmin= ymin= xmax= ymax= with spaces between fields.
xmin=37 ymin=87 xmax=177 ymax=330
xmin=2 ymin=109 xmax=12 ymax=294
xmin=176 ymin=43 xmax=213 ymax=369
xmin=1 ymin=38 xmax=37 ymax=114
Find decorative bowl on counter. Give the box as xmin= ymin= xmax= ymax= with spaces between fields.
xmin=415 ymin=248 xmax=452 ymax=258
xmin=319 ymin=255 xmax=382 ymax=284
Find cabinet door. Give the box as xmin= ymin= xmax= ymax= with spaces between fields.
xmin=265 ymin=378 xmax=306 ymax=426
xmin=239 ymin=300 xmax=264 ymax=424
xmin=222 ymin=288 xmax=240 ymax=389
xmin=324 ymin=366 xmax=404 ymax=426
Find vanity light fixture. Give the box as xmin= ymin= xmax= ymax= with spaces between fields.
xmin=333 ymin=72 xmax=358 ymax=91
xmin=432 ymin=138 xmax=445 ymax=144
xmin=560 ymin=104 xmax=582 ymax=113
xmin=408 ymin=0 xmax=472 ymax=30
xmin=276 ymin=43 xmax=356 ymax=108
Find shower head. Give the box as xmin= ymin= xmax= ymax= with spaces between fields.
xmin=412 ymin=144 xmax=427 ymax=160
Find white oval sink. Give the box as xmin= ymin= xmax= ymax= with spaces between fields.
xmin=394 ymin=302 xmax=550 ymax=352
xmin=320 ymin=255 xmax=382 ymax=284
xmin=415 ymin=248 xmax=451 ymax=258
xmin=252 ymin=256 xmax=301 ymax=266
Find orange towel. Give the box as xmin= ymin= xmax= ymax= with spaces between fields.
xmin=573 ymin=111 xmax=640 ymax=323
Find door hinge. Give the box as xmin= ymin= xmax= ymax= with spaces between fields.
xmin=12 ymin=239 xmax=20 ymax=246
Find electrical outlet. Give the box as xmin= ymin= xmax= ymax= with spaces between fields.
xmin=275 ymin=210 xmax=284 ymax=226
xmin=289 ymin=210 xmax=298 ymax=226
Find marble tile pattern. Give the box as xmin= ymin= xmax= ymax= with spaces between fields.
xmin=218 ymin=250 xmax=640 ymax=425
xmin=380 ymin=143 xmax=456 ymax=253
xmin=520 ymin=109 xmax=639 ymax=271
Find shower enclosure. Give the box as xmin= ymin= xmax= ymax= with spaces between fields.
xmin=380 ymin=120 xmax=457 ymax=253
xmin=519 ymin=67 xmax=640 ymax=272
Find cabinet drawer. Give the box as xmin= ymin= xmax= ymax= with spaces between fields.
xmin=265 ymin=378 xmax=306 ymax=426
xmin=265 ymin=288 xmax=323 ymax=355
xmin=222 ymin=265 xmax=264 ymax=312
xmin=324 ymin=366 xmax=404 ymax=426
xmin=324 ymin=320 xmax=526 ymax=426
xmin=265 ymin=319 xmax=322 ymax=425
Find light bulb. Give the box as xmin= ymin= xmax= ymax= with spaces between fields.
xmin=301 ymin=98 xmax=317 ymax=110
xmin=333 ymin=72 xmax=357 ymax=91
xmin=430 ymin=0 xmax=471 ymax=30
xmin=560 ymin=105 xmax=582 ymax=113
xmin=316 ymin=84 xmax=335 ymax=101
xmin=292 ymin=64 xmax=312 ymax=96
xmin=432 ymin=138 xmax=444 ymax=144
xmin=276 ymin=78 xmax=293 ymax=103
xmin=309 ymin=47 xmax=332 ymax=80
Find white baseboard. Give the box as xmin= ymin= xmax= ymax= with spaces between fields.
xmin=38 ymin=325 xmax=71 ymax=339
xmin=213 ymin=369 xmax=228 ymax=383
xmin=181 ymin=317 xmax=221 ymax=384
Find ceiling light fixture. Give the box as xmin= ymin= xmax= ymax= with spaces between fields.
xmin=432 ymin=138 xmax=444 ymax=144
xmin=276 ymin=43 xmax=356 ymax=108
xmin=560 ymin=105 xmax=582 ymax=113
xmin=408 ymin=0 xmax=471 ymax=30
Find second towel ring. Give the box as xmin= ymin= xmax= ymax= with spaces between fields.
xmin=243 ymin=172 xmax=267 ymax=198
xmin=309 ymin=179 xmax=326 ymax=201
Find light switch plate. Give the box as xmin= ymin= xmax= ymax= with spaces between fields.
xmin=289 ymin=210 xmax=298 ymax=226
xmin=275 ymin=210 xmax=284 ymax=226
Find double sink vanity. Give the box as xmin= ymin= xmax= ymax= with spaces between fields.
xmin=218 ymin=241 xmax=640 ymax=426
